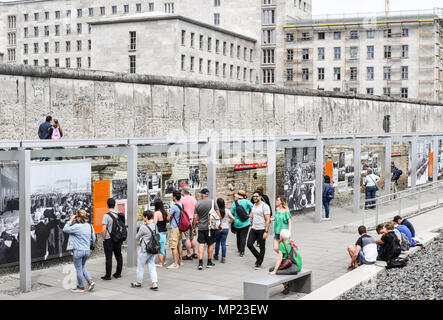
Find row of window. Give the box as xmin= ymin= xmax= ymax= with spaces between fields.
xmin=23 ymin=24 xmax=91 ymax=38
xmin=283 ymin=45 xmax=409 ymax=61
xmin=20 ymin=2 xmax=174 ymax=21
xmin=287 ymin=28 xmax=410 ymax=41
xmin=287 ymin=66 xmax=410 ymax=81
xmin=180 ymin=30 xmax=254 ymax=62
xmin=179 ymin=54 xmax=254 ymax=81
xmin=23 ymin=40 xmax=91 ymax=54
xmin=22 ymin=57 xmax=91 ymax=69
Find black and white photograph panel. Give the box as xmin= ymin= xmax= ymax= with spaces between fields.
xmin=149 ymin=172 xmax=162 ymax=191
xmin=29 ymin=160 xmax=92 ymax=265
xmin=165 ymin=180 xmax=176 ymax=196
xmin=137 ymin=169 xmax=148 ymax=196
xmin=284 ymin=147 xmax=316 ymax=212
xmin=189 ymin=166 xmax=201 ymax=189
xmin=408 ymin=141 xmax=431 ymax=186
xmin=112 ymin=179 xmax=127 ymax=200
xmin=0 ymin=164 xmax=19 ymax=267
xmin=149 ymin=191 xmax=162 ymax=210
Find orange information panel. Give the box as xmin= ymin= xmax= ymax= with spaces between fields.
xmin=93 ymin=180 xmax=111 ymax=234
xmin=429 ymin=152 xmax=433 ymax=178
xmin=325 ymin=161 xmax=333 ymax=183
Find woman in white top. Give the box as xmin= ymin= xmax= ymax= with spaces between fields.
xmin=214 ymin=198 xmax=234 ymax=263
xmin=364 ymin=168 xmax=380 ymax=209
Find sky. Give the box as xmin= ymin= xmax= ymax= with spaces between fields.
xmin=312 ymin=0 xmax=443 ymax=15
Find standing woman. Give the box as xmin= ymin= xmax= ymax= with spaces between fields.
xmin=49 ymin=118 xmax=63 ymax=140
xmin=322 ymin=175 xmax=334 ymax=220
xmin=153 ymin=199 xmax=168 ymax=267
xmin=214 ymin=198 xmax=233 ymax=263
xmin=273 ymin=196 xmax=292 ymax=253
xmin=63 ymin=209 xmax=95 ymax=293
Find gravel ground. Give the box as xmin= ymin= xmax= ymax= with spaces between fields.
xmin=340 ymin=229 xmax=443 ymax=300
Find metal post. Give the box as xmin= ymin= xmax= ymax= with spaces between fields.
xmin=207 ymin=141 xmax=217 ymax=201
xmin=353 ymin=139 xmax=362 ymax=214
xmin=385 ymin=138 xmax=392 ymax=199
xmin=411 ymin=136 xmax=418 ymax=189
xmin=376 ymin=203 xmax=379 ymax=227
xmin=433 ymin=137 xmax=439 ymax=184
xmin=418 ymin=186 xmax=421 ymax=211
xmin=126 ymin=146 xmax=138 ymax=267
xmin=398 ymin=196 xmax=402 ymax=216
xmin=266 ymin=139 xmax=277 ymax=216
xmin=19 ymin=150 xmax=32 ymax=292
xmin=315 ymin=138 xmax=324 ymax=223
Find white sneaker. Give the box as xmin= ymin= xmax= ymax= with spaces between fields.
xmin=323 ymin=218 xmax=331 ymax=221
xmin=166 ymin=263 xmax=179 ymax=269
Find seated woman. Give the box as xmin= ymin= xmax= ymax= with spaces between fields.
xmin=269 ymin=229 xmax=302 ymax=295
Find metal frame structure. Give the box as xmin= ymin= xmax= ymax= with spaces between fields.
xmin=0 ymin=131 xmax=442 ymax=292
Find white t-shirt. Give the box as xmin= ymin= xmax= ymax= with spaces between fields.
xmin=364 ymin=174 xmax=379 ymax=187
xmin=251 ymin=202 xmax=270 ymax=230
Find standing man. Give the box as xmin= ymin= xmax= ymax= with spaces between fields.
xmin=101 ymin=198 xmax=124 ymax=280
xmin=194 ymin=188 xmax=221 ymax=270
xmin=180 ymin=186 xmax=198 ymax=260
xmin=166 ymin=190 xmax=183 ymax=269
xmin=390 ymin=162 xmax=401 ymax=200
xmin=38 ymin=115 xmax=52 ymax=161
xmin=247 ymin=190 xmax=271 ymax=269
xmin=253 ymin=185 xmax=273 ymax=217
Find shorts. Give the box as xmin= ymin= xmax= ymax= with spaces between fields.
xmin=181 ymin=219 xmax=194 ymax=241
xmin=168 ymin=228 xmax=182 ymax=249
xmin=358 ymin=251 xmax=375 ymax=265
xmin=159 ymin=232 xmax=167 ymax=256
xmin=197 ymin=230 xmax=216 ymax=246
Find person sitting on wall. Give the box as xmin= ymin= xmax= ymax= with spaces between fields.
xmin=375 ymin=222 xmax=401 ymax=262
xmin=347 ymin=225 xmax=378 ymax=270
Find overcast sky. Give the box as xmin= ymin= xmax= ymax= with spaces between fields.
xmin=312 ymin=0 xmax=442 ymax=15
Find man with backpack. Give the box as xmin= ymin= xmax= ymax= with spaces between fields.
xmin=101 ymin=198 xmax=126 ymax=280
xmin=193 ymin=189 xmax=221 ymax=270
xmin=390 ymin=162 xmax=402 ymax=200
xmin=180 ymin=186 xmax=198 ymax=260
xmin=230 ymin=190 xmax=253 ymax=257
xmin=166 ymin=191 xmax=184 ymax=269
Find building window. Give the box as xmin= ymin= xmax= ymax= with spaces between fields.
xmin=384 ymin=45 xmax=391 ymax=59
xmin=250 ymin=69 xmax=254 ymax=82
xmin=230 ymin=43 xmax=234 ymax=57
xmin=237 ymin=45 xmax=240 ymax=58
xmin=223 ymin=41 xmax=227 ymax=55
xmin=24 ymin=43 xmax=28 ymax=54
xmin=181 ymin=30 xmax=186 ymax=46
xmin=286 ymin=49 xmax=293 ymax=61
xmin=230 ymin=65 xmax=233 ymax=78
xmin=401 ymin=88 xmax=408 ymax=98
xmin=286 ymin=69 xmax=293 ymax=81
xmin=55 ymin=25 xmax=60 ymax=36
xmin=199 ymin=58 xmax=203 ymax=73
xmin=45 ymin=11 xmax=49 ymax=20
xmin=237 ymin=66 xmax=241 ymax=80
xmin=112 ymin=6 xmax=117 ymax=14
xmin=383 ymin=115 xmax=391 ymax=132
xmin=200 ymin=35 xmax=204 ymax=50
xmin=77 ymin=9 xmax=82 ymax=17
xmin=55 ymin=41 xmax=60 ymax=52
xmin=215 ymin=0 xmax=221 ymax=6
xmin=67 ymin=9 xmax=71 ymax=17
xmin=263 ymin=49 xmax=275 ymax=64
xmin=350 ymin=47 xmax=358 ymax=59
xmin=33 ymin=42 xmax=38 ymax=53
xmin=88 ymin=57 xmax=91 ymax=68
xmin=100 ymin=7 xmax=106 ymax=15
xmin=77 ymin=23 xmax=82 ymax=34
xmin=190 ymin=56 xmax=195 ymax=72
xmin=129 ymin=31 xmax=136 ymax=50
xmin=383 ymin=66 xmax=391 ymax=80
xmin=334 ymin=47 xmax=341 ymax=60
xmin=24 ymin=59 xmax=28 ymax=65
xmin=164 ymin=2 xmax=175 ymax=13
xmin=44 ymin=26 xmax=49 ymax=36
xmin=89 ymin=8 xmax=94 ymax=16
xmin=208 ymin=60 xmax=212 ymax=74
xmin=302 ymin=68 xmax=309 ymax=80
xmin=8 ymin=33 xmax=16 ymax=45
xmin=402 ymin=66 xmax=409 ymax=79
xmin=190 ymin=33 xmax=195 ymax=48
xmin=286 ymin=33 xmax=294 ymax=42
xmin=33 ymin=59 xmax=38 ymax=66
xmin=263 ymin=29 xmax=275 ymax=44
xmin=66 ymin=41 xmax=71 ymax=52
xmin=24 ymin=27 xmax=28 ymax=38
xmin=77 ymin=40 xmax=82 ymax=51
xmin=148 ymin=3 xmax=154 ymax=11
xmin=124 ymin=5 xmax=129 ymax=13
xmin=44 ymin=42 xmax=49 ymax=53
xmin=367 ymin=29 xmax=374 ymax=38
xmin=34 ymin=27 xmax=39 ymax=37
xmin=8 ymin=15 xmax=16 ymax=29
xmin=263 ymin=68 xmax=275 ymax=83
xmin=223 ymin=63 xmax=227 ymax=77
xmin=66 ymin=58 xmax=70 ymax=68
xmin=250 ymin=49 xmax=253 ymax=62
xmin=24 ymin=14 xmax=29 ymax=22
xmin=55 ymin=58 xmax=59 ymax=67
xmin=216 ymin=62 xmax=220 ymax=76
xmin=302 ymin=48 xmax=309 ymax=60
xmin=318 ymin=68 xmax=325 ymax=80
xmin=383 ymin=87 xmax=391 ymax=96
xmin=129 ymin=55 xmax=136 ymax=73
xmin=66 ymin=24 xmax=71 ymax=35
xmin=318 ymin=32 xmax=325 ymax=40
xmin=367 ymin=46 xmax=374 ymax=59
xmin=367 ymin=67 xmax=374 ymax=80
xmin=88 ymin=40 xmax=91 ymax=51
xmin=334 ymin=67 xmax=341 ymax=80
xmin=402 ymin=45 xmax=409 ymax=58
xmin=214 ymin=13 xmax=220 ymax=25
xmin=136 ymin=4 xmax=142 ymax=12
xmin=334 ymin=31 xmax=341 ymax=40
xmin=318 ymin=47 xmax=325 ymax=60
xmin=34 ymin=12 xmax=39 ymax=21
xmin=350 ymin=67 xmax=358 ymax=80
xmin=301 ymin=32 xmax=311 ymax=40
xmin=7 ymin=49 xmax=16 ymax=62
xmin=208 ymin=37 xmax=212 ymax=52
xmin=367 ymin=88 xmax=374 ymax=95
xmin=349 ymin=88 xmax=357 ymax=94
xmin=384 ymin=29 xmax=392 ymax=38
xmin=402 ymin=28 xmax=409 ymax=37
xmin=216 ymin=39 xmax=220 ymax=53
xmin=181 ymin=54 xmax=185 ymax=70
xmin=263 ymin=9 xmax=275 ymax=24
xmin=350 ymin=30 xmax=359 ymax=39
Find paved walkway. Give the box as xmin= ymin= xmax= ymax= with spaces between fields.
xmin=0 ymin=191 xmax=442 ymax=300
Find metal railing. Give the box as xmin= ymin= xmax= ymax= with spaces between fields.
xmin=360 ymin=180 xmax=443 ymax=226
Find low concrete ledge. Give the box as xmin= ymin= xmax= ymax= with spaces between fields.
xmin=300 ymin=230 xmax=440 ymax=300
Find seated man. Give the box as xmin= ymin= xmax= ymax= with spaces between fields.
xmin=347 ymin=225 xmax=377 ymax=269
xmin=375 ymin=222 xmax=401 ymax=262
xmin=393 ymin=221 xmax=415 ymax=248
xmin=393 ymin=215 xmax=416 ymax=239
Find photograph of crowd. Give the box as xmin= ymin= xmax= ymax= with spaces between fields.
xmin=137 ymin=169 xmax=148 ymax=196
xmin=165 ymin=180 xmax=177 ymax=196
xmin=28 ymin=161 xmax=91 ymax=266
xmin=112 ymin=179 xmax=127 ymax=200
xmin=189 ymin=166 xmax=201 ymax=189
xmin=284 ymin=147 xmax=316 ymax=211
xmin=149 ymin=191 xmax=161 ymax=209
xmin=0 ymin=164 xmax=19 ymax=266
xmin=149 ymin=172 xmax=162 ymax=191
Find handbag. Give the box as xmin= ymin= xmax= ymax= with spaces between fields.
xmin=369 ymin=175 xmax=379 ymax=191
xmin=278 ymin=243 xmax=292 ymax=270
xmin=89 ymin=224 xmax=95 ymax=251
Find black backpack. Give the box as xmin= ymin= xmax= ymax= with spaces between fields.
xmin=145 ymin=225 xmax=161 ymax=254
xmin=235 ymin=200 xmax=250 ymax=222
xmin=386 ymin=257 xmax=408 ymax=269
xmin=106 ymin=212 xmax=127 ymax=243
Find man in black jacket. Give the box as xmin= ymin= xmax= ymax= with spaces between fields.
xmin=38 ymin=115 xmax=52 ymax=161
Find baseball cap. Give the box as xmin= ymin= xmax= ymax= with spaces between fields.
xmin=199 ymin=188 xmax=210 ymax=196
